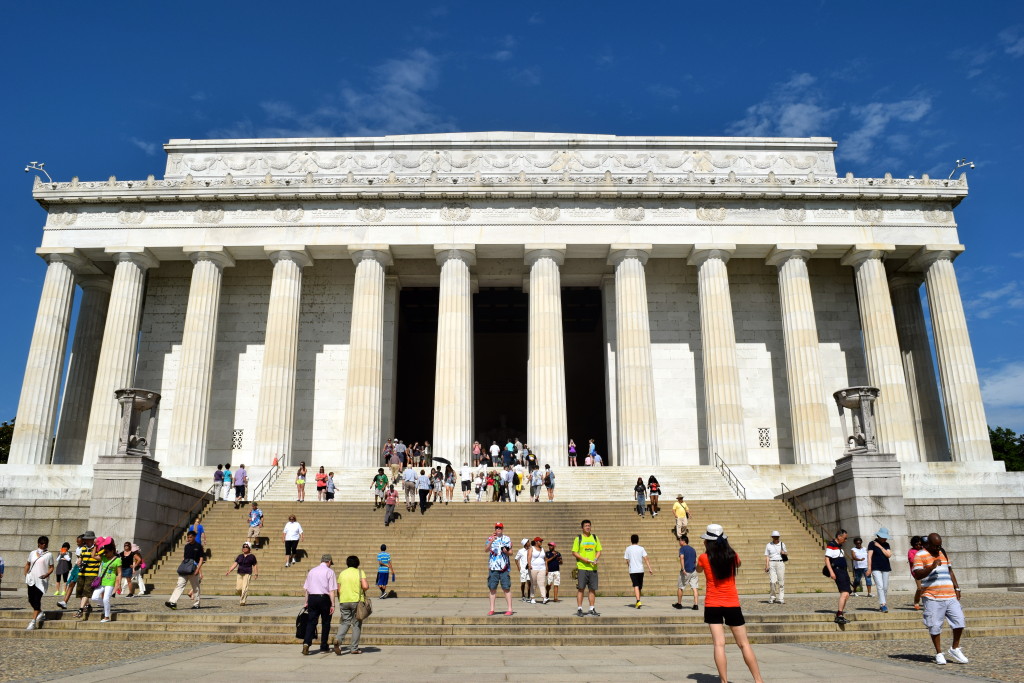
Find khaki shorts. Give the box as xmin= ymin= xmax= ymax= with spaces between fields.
xmin=678 ymin=570 xmax=698 ymax=590
xmin=546 ymin=571 xmax=560 ymax=586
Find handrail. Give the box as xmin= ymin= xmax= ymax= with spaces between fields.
xmin=146 ymin=483 xmax=216 ymax=569
xmin=713 ymin=453 xmax=747 ymax=500
xmin=251 ymin=464 xmax=284 ymax=502
xmin=779 ymin=482 xmax=829 ymax=548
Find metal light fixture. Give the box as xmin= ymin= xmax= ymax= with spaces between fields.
xmin=947 ymin=158 xmax=975 ymax=179
xmin=24 ymin=161 xmax=53 ymax=183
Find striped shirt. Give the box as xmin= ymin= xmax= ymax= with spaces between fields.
xmin=913 ymin=549 xmax=956 ymax=600
xmin=79 ymin=546 xmax=101 ymax=578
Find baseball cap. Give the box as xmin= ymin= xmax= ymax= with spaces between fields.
xmin=494 ymin=522 xmax=503 ymax=528
xmin=242 ymin=542 xmax=251 ymax=548
xmin=700 ymin=523 xmax=727 ymax=541
xmin=533 ymin=537 xmax=543 ymax=543
xmin=548 ymin=542 xmax=556 ymax=547
xmin=521 ymin=538 xmax=529 ymax=546
xmin=771 ymin=531 xmax=781 ymax=537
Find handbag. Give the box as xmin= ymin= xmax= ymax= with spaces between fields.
xmin=780 ymin=543 xmax=789 ymax=562
xmin=91 ymin=558 xmax=114 ymax=589
xmin=355 ymin=594 xmax=373 ymax=621
xmin=295 ymin=607 xmax=316 ymax=640
xmin=177 ymin=558 xmax=198 ymax=576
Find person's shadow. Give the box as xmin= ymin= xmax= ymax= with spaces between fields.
xmin=686 ymin=675 xmax=723 ymax=682
xmin=889 ymin=653 xmax=936 ymax=663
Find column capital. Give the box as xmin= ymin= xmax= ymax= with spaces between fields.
xmin=265 ymin=245 xmax=313 ymax=268
xmin=77 ymin=275 xmax=113 ymax=293
xmin=608 ymin=244 xmax=652 ymax=267
xmin=349 ymin=245 xmax=393 ymax=267
xmin=687 ymin=244 xmax=736 ymax=267
xmin=888 ymin=274 xmax=925 ymax=289
xmin=766 ymin=244 xmax=817 ymax=267
xmin=35 ymin=247 xmax=100 ymax=275
xmin=434 ymin=245 xmax=476 ymax=266
xmin=907 ymin=244 xmax=966 ymax=271
xmin=104 ymin=247 xmax=159 ymax=270
xmin=840 ymin=243 xmax=895 ymax=269
xmin=184 ymin=246 xmax=236 ymax=269
xmin=524 ymin=244 xmax=566 ymax=267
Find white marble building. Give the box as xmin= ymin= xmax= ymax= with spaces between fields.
xmin=8 ymin=132 xmax=993 ymax=471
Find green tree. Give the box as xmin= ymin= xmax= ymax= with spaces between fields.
xmin=989 ymin=426 xmax=1024 ymax=472
xmin=0 ymin=417 xmax=13 ymax=464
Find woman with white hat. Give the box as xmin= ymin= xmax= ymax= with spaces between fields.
xmin=696 ymin=523 xmax=763 ymax=683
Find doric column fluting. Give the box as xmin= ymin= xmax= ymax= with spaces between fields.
xmin=525 ymin=246 xmax=568 ymax=461
xmin=767 ymin=246 xmax=833 ymax=464
xmin=689 ymin=245 xmax=746 ymax=464
xmin=841 ymin=245 xmax=920 ymax=461
xmin=432 ymin=247 xmax=475 ymax=465
xmin=83 ymin=248 xmax=159 ymax=465
xmin=167 ymin=248 xmax=235 ymax=467
xmin=9 ymin=250 xmax=88 ymax=465
xmin=914 ymin=247 xmax=992 ymax=461
xmin=889 ymin=274 xmax=949 ymax=461
xmin=254 ymin=247 xmax=312 ymax=468
xmin=340 ymin=246 xmax=392 ymax=467
xmin=52 ymin=276 xmax=112 ymax=464
xmin=609 ymin=245 xmax=658 ymax=466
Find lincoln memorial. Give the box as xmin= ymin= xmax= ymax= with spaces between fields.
xmin=8 ymin=132 xmax=994 ymax=472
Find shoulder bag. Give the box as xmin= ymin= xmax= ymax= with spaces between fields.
xmin=780 ymin=542 xmax=789 ymax=562
xmin=177 ymin=558 xmax=199 ymax=576
xmin=355 ymin=592 xmax=373 ymax=622
xmin=91 ymin=558 xmax=114 ymax=589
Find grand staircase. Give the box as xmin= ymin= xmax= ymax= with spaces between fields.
xmin=145 ymin=499 xmax=816 ymax=598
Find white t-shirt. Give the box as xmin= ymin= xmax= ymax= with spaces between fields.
xmin=851 ymin=546 xmax=868 ymax=569
xmin=530 ymin=547 xmax=547 ymax=571
xmin=515 ymin=547 xmax=528 ymax=569
xmin=489 ymin=444 xmax=500 ymax=457
xmin=624 ymin=545 xmax=647 ymax=574
xmin=764 ymin=541 xmax=786 ymax=562
xmin=283 ymin=522 xmax=303 ymax=541
xmin=26 ymin=549 xmax=54 ymax=591
xmin=461 ymin=466 xmax=473 ymax=481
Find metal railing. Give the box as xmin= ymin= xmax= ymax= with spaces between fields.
xmin=147 ymin=483 xmax=216 ymax=569
xmin=713 ymin=453 xmax=747 ymax=500
xmin=251 ymin=464 xmax=284 ymax=502
xmin=779 ymin=482 xmax=829 ymax=548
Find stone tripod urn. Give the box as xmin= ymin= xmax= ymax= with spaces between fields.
xmin=114 ymin=388 xmax=161 ymax=457
xmin=833 ymin=386 xmax=880 ymax=455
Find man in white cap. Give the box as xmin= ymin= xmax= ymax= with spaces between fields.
xmin=514 ymin=538 xmax=531 ymax=602
xmin=763 ymin=531 xmax=787 ymax=604
xmin=672 ymin=494 xmax=690 ymax=539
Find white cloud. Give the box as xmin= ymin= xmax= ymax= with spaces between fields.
xmin=967 ymin=281 xmax=1024 ymax=319
xmin=129 ymin=137 xmax=158 ymax=156
xmin=492 ymin=50 xmax=513 ymax=61
xmin=999 ymin=26 xmax=1024 ymax=57
xmin=980 ymin=360 xmax=1024 ymax=431
xmin=648 ymin=83 xmax=680 ymax=99
xmin=727 ymin=73 xmax=839 ymax=137
xmin=209 ymin=49 xmax=456 ymax=138
xmin=841 ymin=98 xmax=931 ymax=163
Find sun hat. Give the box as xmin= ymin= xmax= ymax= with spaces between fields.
xmin=321 ymin=553 xmax=333 ymax=563
xmin=521 ymin=538 xmax=529 ymax=546
xmin=771 ymin=531 xmax=781 ymax=537
xmin=700 ymin=523 xmax=727 ymax=541
xmin=82 ymin=530 xmax=96 ymax=540
xmin=676 ymin=494 xmax=685 ymax=499
xmin=876 ymin=527 xmax=890 ymax=539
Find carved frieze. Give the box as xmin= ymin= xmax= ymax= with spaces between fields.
xmin=923 ymin=209 xmax=953 ymax=224
xmin=781 ymin=207 xmax=806 ymax=223
xmin=440 ymin=203 xmax=471 ymax=222
xmin=613 ymin=204 xmax=645 ymax=222
xmin=194 ymin=208 xmax=224 ymax=224
xmin=696 ymin=203 xmax=727 ymax=222
xmin=47 ymin=211 xmax=78 ymax=226
xmin=273 ymin=205 xmax=304 ymax=223
xmin=118 ymin=210 xmax=145 ymax=225
xmin=530 ymin=206 xmax=560 ymax=222
xmin=855 ymin=203 xmax=883 ymax=223
xmin=357 ymin=204 xmax=387 ymax=222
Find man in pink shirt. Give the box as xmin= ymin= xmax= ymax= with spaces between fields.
xmin=302 ymin=554 xmax=338 ymax=655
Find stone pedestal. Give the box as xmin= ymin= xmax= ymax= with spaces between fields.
xmin=832 ymin=452 xmax=913 ymax=591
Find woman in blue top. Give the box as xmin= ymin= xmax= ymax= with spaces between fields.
xmin=866 ymin=528 xmax=893 ymax=613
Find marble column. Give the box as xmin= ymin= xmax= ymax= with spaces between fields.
xmin=913 ymin=246 xmax=992 ymax=461
xmin=9 ymin=249 xmax=89 ymax=465
xmin=608 ymin=245 xmax=658 ymax=466
xmin=433 ymin=247 xmax=475 ymax=465
xmin=889 ymin=275 xmax=949 ymax=461
xmin=600 ymin=276 xmax=619 ymax=465
xmin=254 ymin=248 xmax=312 ymax=467
xmin=525 ymin=245 xmax=568 ymax=461
xmin=167 ymin=248 xmax=235 ymax=467
xmin=690 ymin=245 xmax=746 ymax=464
xmin=83 ymin=248 xmax=159 ymax=465
xmin=767 ymin=246 xmax=833 ymax=464
xmin=340 ymin=246 xmax=392 ymax=467
xmin=52 ymin=276 xmax=112 ymax=464
xmin=841 ymin=245 xmax=919 ymax=462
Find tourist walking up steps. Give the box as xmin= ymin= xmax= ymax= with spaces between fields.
xmin=283 ymin=515 xmax=304 ymax=567
xmin=673 ymin=534 xmax=699 ymax=610
xmin=696 ymin=524 xmax=764 ymax=683
xmin=624 ymin=534 xmax=655 ymax=608
xmin=24 ymin=536 xmax=54 ymax=630
xmin=213 ymin=464 xmax=224 ymax=500
xmin=376 ymin=545 xmax=393 ymax=598
xmin=333 ymin=555 xmax=368 ymax=655
xmin=824 ymin=529 xmax=851 ymax=625
xmin=866 ymin=528 xmax=893 ymax=613
xmin=486 ymin=522 xmax=514 ymax=616
xmin=417 ymin=469 xmax=431 ymax=514
xmin=301 ymin=554 xmax=337 ymax=655
xmin=544 ymin=464 xmax=555 ymax=501
xmin=913 ymin=532 xmax=968 ymax=666
xmin=383 ymin=485 xmax=399 ymax=526
xmin=764 ymin=531 xmax=787 ymax=605
xmin=165 ymin=530 xmax=204 ymax=610
xmin=572 ymin=519 xmax=602 ymax=617
xmin=225 ymin=542 xmax=258 ymax=606
xmin=461 ymin=462 xmax=473 ymax=503
xmin=402 ymin=464 xmax=417 ymax=511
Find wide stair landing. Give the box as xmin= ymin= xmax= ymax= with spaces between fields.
xmin=146 ymin=500 xmax=817 ymax=598
xmin=261 ymin=466 xmax=739 ymax=502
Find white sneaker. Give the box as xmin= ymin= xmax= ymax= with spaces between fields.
xmin=935 ymin=653 xmax=947 ymax=665
xmin=35 ymin=613 xmax=45 ymax=624
xmin=530 ymin=599 xmax=536 ymax=604
xmin=26 ymin=620 xmax=36 ymax=630
xmin=947 ymin=647 xmax=969 ymax=664
xmin=768 ymin=598 xmax=775 ymax=604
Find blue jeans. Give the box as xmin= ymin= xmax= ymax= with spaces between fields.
xmin=636 ymin=495 xmax=646 ymax=516
xmin=852 ymin=567 xmax=872 ymax=591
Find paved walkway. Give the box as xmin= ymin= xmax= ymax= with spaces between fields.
xmin=35 ymin=642 xmax=998 ymax=682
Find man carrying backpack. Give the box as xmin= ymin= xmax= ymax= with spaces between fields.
xmin=572 ymin=519 xmax=602 ymax=617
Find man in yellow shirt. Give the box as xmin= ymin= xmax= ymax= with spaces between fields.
xmin=333 ymin=555 xmax=369 ymax=655
xmin=571 ymin=519 xmax=602 ymax=617
xmin=672 ymin=494 xmax=690 ymax=539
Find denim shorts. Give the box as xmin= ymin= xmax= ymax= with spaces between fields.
xmin=488 ymin=569 xmax=511 ymax=591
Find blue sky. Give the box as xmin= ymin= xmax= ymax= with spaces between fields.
xmin=2 ymin=3 xmax=1023 ymax=431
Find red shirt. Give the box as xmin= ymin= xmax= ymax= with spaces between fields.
xmin=698 ymin=553 xmax=741 ymax=608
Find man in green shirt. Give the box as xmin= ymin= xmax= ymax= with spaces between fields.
xmin=373 ymin=469 xmax=389 ymax=509
xmin=333 ymin=555 xmax=369 ymax=655
xmin=571 ymin=519 xmax=602 ymax=617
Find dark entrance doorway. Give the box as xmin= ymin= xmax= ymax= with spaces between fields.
xmin=394 ymin=288 xmax=438 ymax=444
xmin=562 ymin=288 xmax=608 ymax=461
xmin=474 ymin=288 xmax=528 ymax=445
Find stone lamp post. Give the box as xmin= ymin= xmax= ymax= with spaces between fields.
xmin=833 ymin=386 xmax=881 ymax=455
xmin=114 ymin=388 xmax=161 ymax=457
